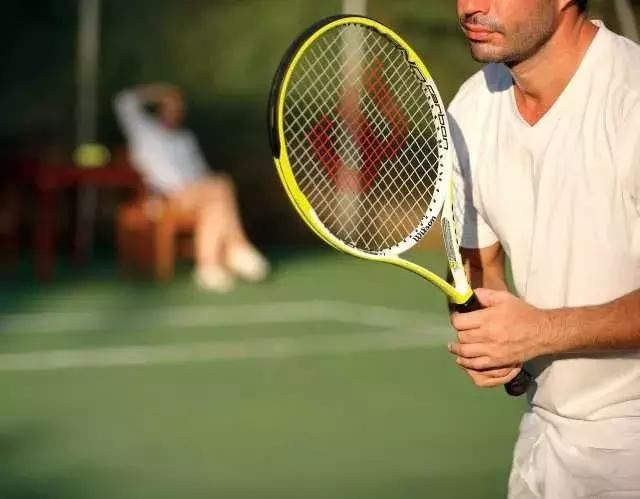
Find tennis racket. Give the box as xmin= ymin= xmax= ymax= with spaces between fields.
xmin=267 ymin=15 xmax=531 ymax=397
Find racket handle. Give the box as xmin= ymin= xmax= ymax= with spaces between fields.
xmin=454 ymin=294 xmax=532 ymax=397
xmin=454 ymin=293 xmax=483 ymax=313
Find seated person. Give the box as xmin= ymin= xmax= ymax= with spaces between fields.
xmin=113 ymin=83 xmax=268 ymax=292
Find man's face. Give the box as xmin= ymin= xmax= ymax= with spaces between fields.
xmin=457 ymin=0 xmax=559 ymax=64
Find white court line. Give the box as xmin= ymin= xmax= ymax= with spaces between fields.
xmin=0 ymin=300 xmax=443 ymax=335
xmin=0 ymin=328 xmax=452 ymax=372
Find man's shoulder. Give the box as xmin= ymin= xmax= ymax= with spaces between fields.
xmin=605 ymin=26 xmax=640 ymax=72
xmin=448 ymin=63 xmax=510 ymax=118
xmin=598 ymin=26 xmax=640 ymax=108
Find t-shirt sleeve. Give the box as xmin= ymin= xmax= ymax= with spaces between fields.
xmin=113 ymin=90 xmax=154 ymax=140
xmin=449 ymin=112 xmax=499 ymax=249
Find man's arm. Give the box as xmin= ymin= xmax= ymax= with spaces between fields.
xmin=113 ymin=88 xmax=151 ymax=138
xmin=449 ymin=287 xmax=640 ymax=372
xmin=447 ymin=242 xmax=506 ymax=312
xmin=113 ymin=83 xmax=176 ymax=137
xmin=541 ymin=290 xmax=640 ymax=354
xmin=449 ymin=243 xmax=522 ymax=387
xmin=461 ymin=242 xmax=507 ymax=291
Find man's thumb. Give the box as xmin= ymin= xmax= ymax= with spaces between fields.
xmin=474 ymin=288 xmax=508 ymax=308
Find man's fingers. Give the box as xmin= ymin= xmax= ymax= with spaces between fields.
xmin=458 ymin=365 xmax=518 ymax=378
xmin=456 ymin=329 xmax=485 ymax=343
xmin=456 ymin=355 xmax=494 ymax=370
xmin=450 ymin=311 xmax=485 ymax=331
xmin=474 ymin=288 xmax=510 ymax=308
xmin=448 ymin=341 xmax=488 ymax=359
xmin=481 ymin=367 xmax=518 ymax=378
xmin=455 ymin=353 xmax=515 ymax=371
xmin=464 ymin=366 xmax=522 ymax=388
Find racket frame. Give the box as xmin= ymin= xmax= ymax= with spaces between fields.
xmin=269 ymin=15 xmax=472 ymax=305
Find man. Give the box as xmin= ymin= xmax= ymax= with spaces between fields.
xmin=114 ymin=83 xmax=269 ymax=292
xmin=446 ymin=0 xmax=640 ymax=496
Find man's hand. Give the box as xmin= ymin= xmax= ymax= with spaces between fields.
xmin=448 ymin=288 xmax=549 ymax=382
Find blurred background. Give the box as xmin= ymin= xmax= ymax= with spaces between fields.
xmin=0 ymin=1 xmax=638 ymax=498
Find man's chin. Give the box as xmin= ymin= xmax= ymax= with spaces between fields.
xmin=468 ymin=43 xmax=507 ymax=63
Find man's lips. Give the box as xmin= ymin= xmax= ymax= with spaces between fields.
xmin=462 ymin=24 xmax=496 ymax=42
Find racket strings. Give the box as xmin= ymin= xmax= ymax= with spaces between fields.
xmin=284 ymin=24 xmax=442 ymax=253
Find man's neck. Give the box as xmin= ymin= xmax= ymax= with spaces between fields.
xmin=510 ymin=14 xmax=598 ymax=125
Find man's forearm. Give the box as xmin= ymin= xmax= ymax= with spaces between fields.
xmin=466 ymin=261 xmax=508 ymax=291
xmin=448 ymin=252 xmax=507 ymax=312
xmin=540 ymin=289 xmax=640 ymax=355
xmin=460 ymin=244 xmax=508 ymax=292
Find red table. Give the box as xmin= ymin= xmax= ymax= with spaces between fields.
xmin=24 ymin=162 xmax=142 ymax=280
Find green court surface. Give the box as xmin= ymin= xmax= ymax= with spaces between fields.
xmin=0 ymin=250 xmax=525 ymax=499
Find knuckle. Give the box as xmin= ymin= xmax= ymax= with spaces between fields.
xmin=450 ymin=314 xmax=462 ymax=330
xmin=458 ymin=331 xmax=472 ymax=343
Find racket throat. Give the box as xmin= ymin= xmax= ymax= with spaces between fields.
xmin=448 ymin=264 xmax=472 ymax=303
xmin=440 ymin=216 xmax=471 ymax=303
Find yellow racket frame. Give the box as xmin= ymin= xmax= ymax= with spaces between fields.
xmin=271 ymin=16 xmax=473 ymax=305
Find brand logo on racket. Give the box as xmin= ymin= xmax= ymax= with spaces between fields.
xmin=406 ymin=60 xmax=449 ymax=151
xmin=412 ymin=217 xmax=436 ymax=242
xmin=307 ymin=59 xmax=409 ymax=193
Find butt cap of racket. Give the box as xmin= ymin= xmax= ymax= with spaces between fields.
xmin=504 ymin=369 xmax=532 ymax=397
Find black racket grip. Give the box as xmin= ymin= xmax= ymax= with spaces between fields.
xmin=454 ymin=294 xmax=532 ymax=397
xmin=454 ymin=293 xmax=483 ymax=313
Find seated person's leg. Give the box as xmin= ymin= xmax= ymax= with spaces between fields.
xmin=198 ymin=174 xmax=269 ymax=282
xmin=170 ymin=178 xmax=235 ymax=292
xmin=179 ymin=175 xmax=269 ymax=288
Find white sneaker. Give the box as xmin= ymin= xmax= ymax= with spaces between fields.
xmin=226 ymin=247 xmax=270 ymax=282
xmin=194 ymin=265 xmax=236 ymax=293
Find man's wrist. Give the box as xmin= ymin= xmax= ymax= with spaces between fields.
xmin=533 ymin=308 xmax=563 ymax=357
xmin=535 ymin=307 xmax=588 ymax=357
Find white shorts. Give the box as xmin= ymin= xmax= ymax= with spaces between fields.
xmin=508 ymin=409 xmax=640 ymax=499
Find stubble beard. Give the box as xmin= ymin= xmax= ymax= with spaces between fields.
xmin=467 ymin=7 xmax=556 ymax=65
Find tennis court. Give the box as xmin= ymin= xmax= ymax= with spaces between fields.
xmin=0 ymin=250 xmax=524 ymax=499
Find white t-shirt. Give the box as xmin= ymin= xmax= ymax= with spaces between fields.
xmin=114 ymin=91 xmax=208 ymax=194
xmin=449 ymin=22 xmax=640 ymax=420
